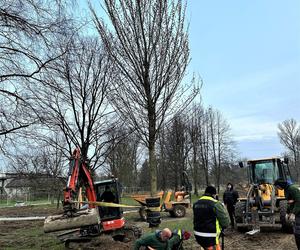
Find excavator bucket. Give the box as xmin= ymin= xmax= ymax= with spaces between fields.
xmin=44 ymin=208 xmax=100 ymax=233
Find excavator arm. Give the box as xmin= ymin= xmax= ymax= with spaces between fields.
xmin=44 ymin=148 xmax=100 ymax=233
xmin=63 ymin=148 xmax=96 ymax=213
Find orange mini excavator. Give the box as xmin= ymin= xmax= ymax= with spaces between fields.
xmin=44 ymin=148 xmax=141 ymax=245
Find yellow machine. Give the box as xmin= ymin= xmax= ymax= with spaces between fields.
xmin=132 ymin=190 xmax=191 ymax=220
xmin=236 ymin=157 xmax=293 ymax=233
xmin=132 ymin=171 xmax=192 ymax=220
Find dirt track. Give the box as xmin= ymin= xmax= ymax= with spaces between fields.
xmin=0 ymin=205 xmax=297 ymax=249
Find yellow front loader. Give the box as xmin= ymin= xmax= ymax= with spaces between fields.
xmin=236 ymin=157 xmax=293 ymax=234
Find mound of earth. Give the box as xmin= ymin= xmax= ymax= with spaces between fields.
xmin=67 ymin=235 xmax=132 ymax=250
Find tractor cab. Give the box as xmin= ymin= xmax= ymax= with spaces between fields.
xmin=247 ymin=157 xmax=292 ymax=186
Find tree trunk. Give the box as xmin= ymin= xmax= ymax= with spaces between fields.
xmin=192 ymin=146 xmax=198 ymax=195
xmin=149 ymin=142 xmax=157 ymax=195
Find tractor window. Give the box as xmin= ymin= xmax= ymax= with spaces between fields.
xmin=252 ymin=161 xmax=279 ymax=184
xmin=281 ymin=161 xmax=293 ymax=182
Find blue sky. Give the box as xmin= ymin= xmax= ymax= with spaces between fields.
xmin=186 ymin=1 xmax=300 ymax=158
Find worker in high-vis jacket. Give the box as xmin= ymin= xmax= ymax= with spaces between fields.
xmin=193 ymin=186 xmax=230 ymax=250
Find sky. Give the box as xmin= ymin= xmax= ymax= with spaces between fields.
xmin=186 ymin=1 xmax=300 ymax=159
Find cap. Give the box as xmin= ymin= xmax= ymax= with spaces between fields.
xmin=205 ymin=186 xmax=217 ymax=195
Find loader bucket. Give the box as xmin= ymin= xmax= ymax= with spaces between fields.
xmin=44 ymin=208 xmax=100 ymax=233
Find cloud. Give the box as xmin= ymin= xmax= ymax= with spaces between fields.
xmin=230 ymin=116 xmax=279 ymax=141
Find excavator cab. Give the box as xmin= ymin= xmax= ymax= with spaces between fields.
xmin=236 ymin=157 xmax=293 ymax=233
xmin=94 ymin=179 xmax=123 ymax=221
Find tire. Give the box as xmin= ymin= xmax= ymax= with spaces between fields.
xmin=172 ymin=205 xmax=186 ymax=218
xmin=235 ymin=202 xmax=246 ymax=223
xmin=146 ymin=211 xmax=161 ymax=227
xmin=169 ymin=210 xmax=175 ymax=217
xmin=139 ymin=206 xmax=147 ymax=221
xmin=279 ymin=200 xmax=293 ymax=233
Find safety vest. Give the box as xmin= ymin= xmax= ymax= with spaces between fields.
xmin=173 ymin=228 xmax=182 ymax=239
xmin=193 ymin=195 xmax=222 ymax=244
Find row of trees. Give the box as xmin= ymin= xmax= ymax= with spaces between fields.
xmin=105 ymin=103 xmax=239 ymax=194
xmin=0 ymin=0 xmax=201 ymax=194
xmin=2 ymin=0 xmax=296 ymax=195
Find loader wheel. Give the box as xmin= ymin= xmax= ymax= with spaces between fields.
xmin=235 ymin=202 xmax=246 ymax=223
xmin=169 ymin=211 xmax=175 ymax=217
xmin=279 ymin=200 xmax=293 ymax=233
xmin=172 ymin=205 xmax=186 ymax=218
xmin=139 ymin=206 xmax=147 ymax=221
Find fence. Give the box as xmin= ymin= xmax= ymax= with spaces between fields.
xmin=0 ymin=191 xmax=60 ymax=206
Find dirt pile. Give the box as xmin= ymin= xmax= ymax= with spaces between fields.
xmin=67 ymin=235 xmax=132 ymax=250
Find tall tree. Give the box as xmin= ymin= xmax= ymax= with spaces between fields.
xmin=198 ymin=108 xmax=210 ymax=186
xmin=165 ymin=115 xmax=190 ymax=190
xmin=187 ymin=103 xmax=204 ymax=194
xmin=27 ymin=37 xmax=115 ymax=169
xmin=208 ymin=107 xmax=234 ymax=192
xmin=104 ymin=127 xmax=140 ymax=187
xmin=91 ymin=0 xmax=198 ymax=194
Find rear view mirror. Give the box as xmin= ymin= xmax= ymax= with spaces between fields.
xmin=239 ymin=162 xmax=244 ymax=168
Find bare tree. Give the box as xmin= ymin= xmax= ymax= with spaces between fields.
xmin=187 ymin=104 xmax=204 ymax=194
xmin=104 ymin=127 xmax=140 ymax=187
xmin=157 ymin=126 xmax=169 ymax=191
xmin=156 ymin=114 xmax=191 ymax=191
xmin=27 ymin=37 xmax=116 ymax=170
xmin=208 ymin=107 xmax=234 ymax=192
xmin=0 ymin=0 xmax=72 ymax=138
xmin=278 ymin=119 xmax=300 ymax=181
xmin=5 ymin=132 xmax=67 ymax=203
xmin=166 ymin=115 xmax=190 ymax=190
xmin=91 ymin=0 xmax=198 ymax=194
xmin=198 ymin=108 xmax=210 ymax=186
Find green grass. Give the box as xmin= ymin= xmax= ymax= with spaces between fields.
xmin=121 ymin=195 xmax=141 ymax=206
xmin=143 ymin=218 xmax=193 ymax=233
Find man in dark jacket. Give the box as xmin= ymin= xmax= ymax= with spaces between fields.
xmin=223 ymin=182 xmax=239 ymax=229
xmin=275 ymin=178 xmax=300 ymax=249
xmin=100 ymin=185 xmax=115 ymax=202
xmin=193 ymin=185 xmax=230 ymax=250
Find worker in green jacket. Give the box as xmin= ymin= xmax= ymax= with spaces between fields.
xmin=134 ymin=227 xmax=190 ymax=250
xmin=193 ymin=185 xmax=230 ymax=250
xmin=275 ymin=178 xmax=300 ymax=249
xmin=133 ymin=228 xmax=172 ymax=250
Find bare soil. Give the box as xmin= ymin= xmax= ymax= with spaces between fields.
xmin=0 ymin=205 xmax=297 ymax=250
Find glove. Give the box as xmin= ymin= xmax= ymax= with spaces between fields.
xmin=182 ymin=231 xmax=191 ymax=240
xmin=172 ymin=229 xmax=191 ymax=240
